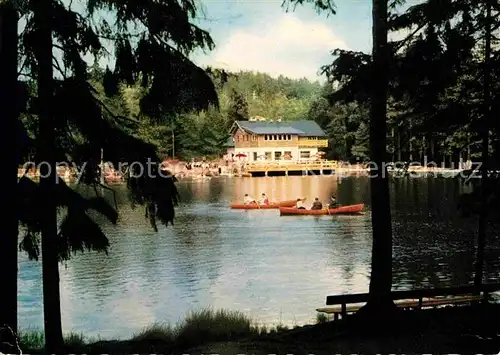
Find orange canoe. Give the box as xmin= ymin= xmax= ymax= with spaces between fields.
xmin=279 ymin=204 xmax=365 ymax=216
xmin=231 ymin=200 xmax=298 ymax=209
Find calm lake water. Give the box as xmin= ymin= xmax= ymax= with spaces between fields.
xmin=17 ymin=175 xmax=500 ymax=338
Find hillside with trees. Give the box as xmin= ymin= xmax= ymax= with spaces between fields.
xmin=90 ymin=68 xmax=323 ymax=160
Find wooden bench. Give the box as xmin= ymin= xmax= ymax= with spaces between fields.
xmin=316 ymin=283 xmax=500 ymax=320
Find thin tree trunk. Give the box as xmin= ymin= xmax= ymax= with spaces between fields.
xmin=391 ymin=127 xmax=395 ymax=162
xmin=0 ymin=1 xmax=19 ymax=332
xmin=408 ymin=119 xmax=413 ymax=161
xmin=430 ymin=135 xmax=435 ymax=163
xmin=359 ymin=0 xmax=395 ymax=316
xmin=34 ymin=1 xmax=64 ymax=351
xmin=172 ymin=128 xmax=175 ymax=158
xmin=397 ymin=128 xmax=401 ymax=161
xmin=474 ymin=0 xmax=491 ymax=288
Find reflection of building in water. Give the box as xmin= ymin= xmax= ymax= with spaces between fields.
xmin=232 ymin=176 xmax=339 ymax=204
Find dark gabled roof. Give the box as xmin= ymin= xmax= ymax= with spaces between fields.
xmin=234 ymin=120 xmax=326 ymax=136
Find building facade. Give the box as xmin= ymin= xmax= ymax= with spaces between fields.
xmin=225 ymin=120 xmax=328 ymax=162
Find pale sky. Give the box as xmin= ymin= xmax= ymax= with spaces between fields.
xmin=53 ymin=0 xmax=416 ymax=82
xmin=190 ymin=0 xmax=417 ymax=81
xmin=191 ymin=0 xmax=369 ymax=81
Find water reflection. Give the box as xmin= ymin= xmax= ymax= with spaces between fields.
xmin=17 ymin=175 xmax=500 ymax=338
xmin=229 ymin=176 xmax=338 ymax=206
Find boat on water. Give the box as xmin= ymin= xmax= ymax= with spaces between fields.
xmin=279 ymin=204 xmax=365 ymax=216
xmin=230 ymin=200 xmax=298 ymax=209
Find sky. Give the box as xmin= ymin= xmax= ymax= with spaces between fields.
xmin=190 ymin=0 xmax=374 ymax=82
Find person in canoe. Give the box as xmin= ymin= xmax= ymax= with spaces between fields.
xmin=296 ymin=198 xmax=306 ymax=209
xmin=244 ymin=194 xmax=256 ymax=205
xmin=329 ymin=195 xmax=337 ymax=208
xmin=259 ymin=193 xmax=269 ymax=205
xmin=311 ymin=197 xmax=323 ymax=210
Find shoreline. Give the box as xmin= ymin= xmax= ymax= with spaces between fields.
xmin=15 ymin=305 xmax=500 ymax=354
xmin=17 ymin=160 xmax=470 ymax=184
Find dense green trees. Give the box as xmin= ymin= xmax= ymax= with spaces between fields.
xmin=93 ymin=70 xmax=324 ymax=160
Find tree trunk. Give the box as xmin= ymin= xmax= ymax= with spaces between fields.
xmin=429 ymin=135 xmax=435 ymax=164
xmin=358 ymin=0 xmax=396 ymax=319
xmin=34 ymin=1 xmax=64 ymax=351
xmin=408 ymin=119 xmax=413 ymax=161
xmin=397 ymin=129 xmax=401 ymax=161
xmin=391 ymin=127 xmax=395 ymax=162
xmin=474 ymin=0 xmax=491 ymax=288
xmin=0 ymin=2 xmax=19 ymax=333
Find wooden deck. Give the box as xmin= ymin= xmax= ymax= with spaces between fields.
xmin=244 ymin=160 xmax=338 ymax=176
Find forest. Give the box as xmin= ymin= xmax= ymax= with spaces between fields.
xmin=16 ymin=65 xmax=481 ymax=165
xmin=88 ymin=68 xmax=324 ymax=160
xmin=2 ymin=0 xmax=500 ymax=353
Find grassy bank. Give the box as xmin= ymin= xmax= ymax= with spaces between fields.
xmin=18 ymin=305 xmax=500 ymax=354
xmin=18 ymin=309 xmax=292 ymax=353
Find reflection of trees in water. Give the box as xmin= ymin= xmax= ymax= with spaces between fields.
xmin=393 ymin=243 xmax=475 ymax=289
xmin=177 ymin=179 xmax=224 ymax=204
xmin=483 ymin=233 xmax=500 ymax=281
xmin=337 ymin=177 xmax=369 ymax=206
xmin=375 ymin=176 xmax=498 ymax=288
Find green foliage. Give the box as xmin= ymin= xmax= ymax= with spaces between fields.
xmin=98 ymin=70 xmax=323 ymax=160
xmin=227 ymin=88 xmax=249 ymax=124
xmin=316 ymin=312 xmax=328 ymax=324
xmin=301 ymin=0 xmax=500 ymax=168
xmin=351 ymin=121 xmax=369 ymax=161
xmin=17 ymin=176 xmax=116 ymax=262
xmin=13 ymin=0 xmax=225 ymax=270
xmin=307 ymin=84 xmax=369 ymax=161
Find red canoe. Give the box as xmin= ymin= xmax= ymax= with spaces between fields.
xmin=230 ymin=200 xmax=298 ymax=209
xmin=279 ymin=204 xmax=365 ymax=216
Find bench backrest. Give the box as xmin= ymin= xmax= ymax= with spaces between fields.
xmin=326 ymin=283 xmax=500 ymax=305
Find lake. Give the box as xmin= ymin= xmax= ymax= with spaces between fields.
xmin=17 ymin=175 xmax=500 ymax=338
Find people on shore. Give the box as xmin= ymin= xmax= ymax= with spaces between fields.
xmin=311 ymin=197 xmax=323 ymax=210
xmin=296 ymin=198 xmax=305 ymax=209
xmin=244 ymin=194 xmax=256 ymax=204
xmin=259 ymin=193 xmax=269 ymax=205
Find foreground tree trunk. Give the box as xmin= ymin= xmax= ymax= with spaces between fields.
xmin=474 ymin=0 xmax=492 ymax=288
xmin=0 ymin=1 xmax=19 ymax=332
xmin=34 ymin=1 xmax=64 ymax=351
xmin=358 ymin=0 xmax=396 ymax=319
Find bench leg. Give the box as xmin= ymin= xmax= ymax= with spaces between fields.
xmin=334 ymin=313 xmax=339 ymax=321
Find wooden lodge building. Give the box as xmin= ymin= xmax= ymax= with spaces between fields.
xmin=225 ymin=117 xmax=328 ymax=162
